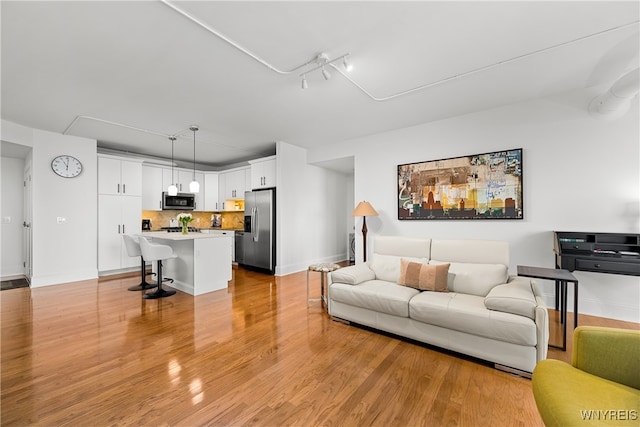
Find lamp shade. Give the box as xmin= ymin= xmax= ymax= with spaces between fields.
xmin=352 ymin=201 xmax=378 ymax=217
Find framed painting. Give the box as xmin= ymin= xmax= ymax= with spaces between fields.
xmin=398 ymin=148 xmax=523 ymax=220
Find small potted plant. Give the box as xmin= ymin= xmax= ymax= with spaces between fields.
xmin=177 ymin=212 xmax=193 ymax=234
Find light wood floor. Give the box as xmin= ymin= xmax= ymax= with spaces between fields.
xmin=1 ymin=267 xmax=638 ymax=426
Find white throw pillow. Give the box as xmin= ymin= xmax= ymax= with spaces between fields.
xmin=430 ymin=260 xmax=508 ymax=296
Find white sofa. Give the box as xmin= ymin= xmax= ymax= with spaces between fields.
xmin=328 ymin=236 xmax=549 ymax=373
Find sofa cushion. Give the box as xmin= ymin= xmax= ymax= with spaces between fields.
xmin=374 ymin=236 xmax=432 ymax=258
xmin=330 ymin=264 xmax=376 ymax=285
xmin=397 ymin=259 xmax=450 ymax=292
xmin=409 ymin=291 xmax=536 ymax=346
xmin=330 ymin=280 xmax=420 ymax=317
xmin=485 ymin=281 xmax=537 ymax=320
xmin=430 ymin=239 xmax=509 ymax=265
xmin=369 ymin=253 xmax=427 ymax=283
xmin=430 ymin=260 xmax=508 ymax=297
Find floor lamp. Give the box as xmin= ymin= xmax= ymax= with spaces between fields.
xmin=352 ymin=201 xmax=378 ymax=262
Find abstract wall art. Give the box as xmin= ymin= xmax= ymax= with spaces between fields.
xmin=398 ymin=148 xmax=523 ymax=220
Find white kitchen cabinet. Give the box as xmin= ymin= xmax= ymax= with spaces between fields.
xmin=98 ymin=156 xmax=142 ymax=196
xmin=161 ymin=167 xmax=204 ymax=210
xmin=249 ymin=156 xmax=276 ymax=189
xmin=98 ymin=194 xmax=141 ymax=272
xmin=162 ymin=167 xmax=187 ymax=192
xmin=142 ymin=165 xmax=163 ymax=211
xmin=245 ymin=168 xmax=252 ymax=193
xmin=203 ymin=173 xmax=220 ymax=211
xmin=202 ymin=229 xmax=235 ymax=261
xmin=178 ymin=170 xmax=194 ymax=193
xmin=193 ymin=172 xmax=204 ymax=211
xmin=219 ymin=167 xmax=248 ymax=210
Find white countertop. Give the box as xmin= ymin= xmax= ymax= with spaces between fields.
xmin=142 ymin=231 xmax=232 ymax=241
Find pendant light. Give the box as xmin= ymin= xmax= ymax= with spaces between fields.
xmin=167 ymin=136 xmax=178 ymax=196
xmin=189 ymin=125 xmax=200 ymax=193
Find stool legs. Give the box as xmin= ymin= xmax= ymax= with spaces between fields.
xmin=143 ymin=260 xmax=176 ymax=299
xmin=128 ymin=257 xmax=158 ymax=291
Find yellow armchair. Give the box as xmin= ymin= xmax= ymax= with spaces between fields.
xmin=532 ymin=326 xmax=640 ymax=426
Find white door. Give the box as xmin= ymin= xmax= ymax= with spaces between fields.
xmin=23 ymin=163 xmax=32 ymax=280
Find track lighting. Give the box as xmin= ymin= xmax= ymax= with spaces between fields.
xmin=343 ymin=55 xmax=353 ymax=72
xmin=297 ymin=52 xmax=348 ymax=89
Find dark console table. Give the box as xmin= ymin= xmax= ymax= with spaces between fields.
xmin=549 ymin=231 xmax=639 ymax=349
xmin=554 ymin=231 xmax=640 ymax=276
xmin=517 ymin=265 xmax=578 ymax=351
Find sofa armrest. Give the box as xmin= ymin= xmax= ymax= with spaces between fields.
xmin=533 ymin=289 xmax=549 ymax=362
xmin=572 ymin=326 xmax=640 ymax=390
xmin=484 ymin=276 xmax=537 ymax=319
xmin=485 ymin=276 xmax=549 ymax=362
xmin=329 ymin=263 xmax=376 ymax=285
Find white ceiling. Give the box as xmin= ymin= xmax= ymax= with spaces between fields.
xmin=2 ymin=1 xmax=638 ymax=171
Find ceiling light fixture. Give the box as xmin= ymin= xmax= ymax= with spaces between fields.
xmin=167 ymin=136 xmax=178 ymax=196
xmin=161 ymin=1 xmax=637 ymax=102
xmin=189 ymin=125 xmax=200 ymax=193
xmin=298 ymin=52 xmax=347 ymax=87
xmin=322 ymin=67 xmax=331 ymax=81
xmin=343 ymin=55 xmax=353 ymax=72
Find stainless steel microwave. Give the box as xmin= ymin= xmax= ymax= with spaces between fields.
xmin=162 ymin=192 xmax=196 ymax=210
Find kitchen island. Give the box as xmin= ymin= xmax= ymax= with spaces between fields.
xmin=141 ymin=232 xmax=232 ymax=296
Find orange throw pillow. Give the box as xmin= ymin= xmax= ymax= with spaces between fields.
xmin=397 ymin=259 xmax=450 ymax=292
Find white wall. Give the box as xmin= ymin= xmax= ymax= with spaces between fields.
xmin=308 ymin=87 xmax=640 ymax=322
xmin=2 ymin=120 xmax=99 ymax=287
xmin=1 ymin=156 xmax=25 ymax=277
xmin=276 ymin=141 xmax=350 ymax=275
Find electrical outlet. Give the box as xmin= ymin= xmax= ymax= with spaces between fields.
xmin=2 ymin=216 xmax=10 ymax=224
xmin=57 ymin=217 xmax=67 ymax=224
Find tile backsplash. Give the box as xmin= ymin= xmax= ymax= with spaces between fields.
xmin=142 ymin=210 xmax=244 ymax=230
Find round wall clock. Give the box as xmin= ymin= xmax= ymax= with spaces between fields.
xmin=51 ymin=155 xmax=83 ymax=178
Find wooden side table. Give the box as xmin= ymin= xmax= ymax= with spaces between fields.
xmin=517 ymin=265 xmax=579 ymax=351
xmin=307 ymin=263 xmax=340 ymax=310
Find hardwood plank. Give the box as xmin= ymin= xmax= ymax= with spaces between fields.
xmin=1 ymin=267 xmax=637 ymax=426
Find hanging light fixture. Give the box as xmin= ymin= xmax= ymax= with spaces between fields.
xmin=167 ymin=136 xmax=178 ymax=196
xmin=189 ymin=125 xmax=200 ymax=193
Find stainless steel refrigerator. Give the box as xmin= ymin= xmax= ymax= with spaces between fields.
xmin=242 ymin=188 xmax=275 ymax=274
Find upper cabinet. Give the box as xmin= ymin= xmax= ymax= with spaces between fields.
xmin=221 ymin=167 xmax=247 ymax=200
xmin=146 ymin=166 xmax=205 ymax=211
xmin=203 ymin=173 xmax=220 ymax=211
xmin=249 ymin=156 xmax=276 ymax=189
xmin=98 ymin=156 xmax=142 ymax=196
xmin=162 ymin=168 xmax=194 ymax=194
xmin=141 ymin=165 xmax=163 ymax=211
